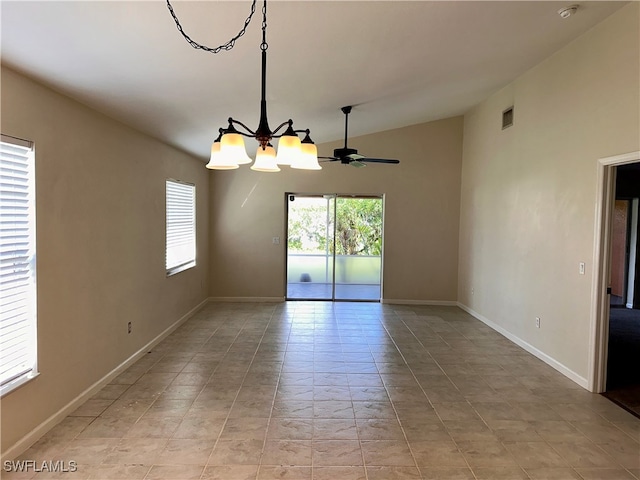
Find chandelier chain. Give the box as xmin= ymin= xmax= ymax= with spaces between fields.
xmin=260 ymin=2 xmax=268 ymax=51
xmin=166 ymin=0 xmax=257 ymax=54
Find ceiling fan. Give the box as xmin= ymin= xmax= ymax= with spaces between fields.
xmin=320 ymin=106 xmax=400 ymax=168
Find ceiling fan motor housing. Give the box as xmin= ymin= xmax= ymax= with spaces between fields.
xmin=334 ymin=147 xmax=358 ymax=163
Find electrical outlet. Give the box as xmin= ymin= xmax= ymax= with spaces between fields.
xmin=535 ymin=317 xmax=540 ymax=328
xmin=128 ymin=322 xmax=132 ymax=334
xmin=471 ymin=287 xmax=474 ymax=295
xmin=272 ymin=236 xmax=280 ymax=245
xmin=579 ymin=262 xmax=585 ymax=275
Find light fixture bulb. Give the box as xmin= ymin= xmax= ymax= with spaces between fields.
xmin=251 ymin=144 xmax=280 ymax=172
xmin=206 ymin=139 xmax=239 ymax=170
xmin=292 ymin=134 xmax=322 ymax=170
xmin=276 ymin=133 xmax=302 ymax=166
xmin=220 ymin=132 xmax=252 ymax=165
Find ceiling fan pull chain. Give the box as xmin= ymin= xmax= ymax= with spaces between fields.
xmin=166 ymin=0 xmax=257 ymax=54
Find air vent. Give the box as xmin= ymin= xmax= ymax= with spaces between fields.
xmin=502 ymin=106 xmax=514 ymax=129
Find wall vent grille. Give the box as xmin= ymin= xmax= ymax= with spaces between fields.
xmin=502 ymin=106 xmax=514 ymax=129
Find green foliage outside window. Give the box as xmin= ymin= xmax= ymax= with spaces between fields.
xmin=288 ymin=198 xmax=382 ymax=256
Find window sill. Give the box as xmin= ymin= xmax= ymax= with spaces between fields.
xmin=1 ymin=370 xmax=39 ymax=398
xmin=166 ymin=261 xmax=196 ymax=277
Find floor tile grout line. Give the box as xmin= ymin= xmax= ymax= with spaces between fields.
xmin=145 ymin=307 xmax=246 ymax=480
xmin=397 ymin=307 xmax=636 ymax=478
xmin=397 ymin=311 xmax=539 ymax=478
xmin=374 ymin=310 xmax=474 ymax=477
xmin=368 ymin=316 xmax=475 ymax=477
xmin=255 ymin=306 xmax=293 ymax=480
xmin=79 ymin=312 xmax=230 ymax=471
xmin=199 ymin=305 xmax=278 ymax=479
xmin=367 ymin=311 xmax=424 ymax=476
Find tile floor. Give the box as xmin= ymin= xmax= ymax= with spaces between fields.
xmin=8 ymin=302 xmax=640 ymax=479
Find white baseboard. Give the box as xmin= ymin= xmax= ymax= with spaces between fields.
xmin=209 ymin=297 xmax=285 ymax=303
xmin=381 ymin=299 xmax=458 ymax=306
xmin=1 ymin=298 xmax=210 ymax=462
xmin=457 ymin=302 xmax=589 ymax=389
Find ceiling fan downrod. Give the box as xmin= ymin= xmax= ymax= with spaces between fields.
xmin=341 ymin=105 xmax=352 ymax=149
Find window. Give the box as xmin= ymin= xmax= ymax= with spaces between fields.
xmin=1 ymin=135 xmax=37 ymax=396
xmin=166 ymin=180 xmax=196 ymax=275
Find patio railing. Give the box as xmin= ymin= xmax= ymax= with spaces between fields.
xmin=287 ymin=253 xmax=381 ymax=285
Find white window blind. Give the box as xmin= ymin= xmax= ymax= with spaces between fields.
xmin=0 ymin=135 xmax=37 ymax=396
xmin=166 ymin=180 xmax=196 ymax=275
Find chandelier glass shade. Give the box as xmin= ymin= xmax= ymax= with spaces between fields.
xmin=251 ymin=144 xmax=280 ymax=172
xmin=292 ymin=133 xmax=322 ymax=170
xmin=171 ymin=0 xmax=321 ymax=172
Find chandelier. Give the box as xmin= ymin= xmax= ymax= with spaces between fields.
xmin=167 ymin=0 xmax=321 ymax=172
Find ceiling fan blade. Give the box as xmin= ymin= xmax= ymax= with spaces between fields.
xmin=350 ymin=161 xmax=367 ymax=168
xmin=318 ymin=156 xmax=340 ymax=162
xmin=360 ymin=157 xmax=400 ymax=164
xmin=346 ymin=153 xmax=365 ymax=160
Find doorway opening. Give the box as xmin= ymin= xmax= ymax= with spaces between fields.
xmin=604 ymin=163 xmax=640 ymax=417
xmin=590 ymin=152 xmax=640 ymax=418
xmin=285 ymin=193 xmax=384 ymax=302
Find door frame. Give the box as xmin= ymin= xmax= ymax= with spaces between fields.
xmin=589 ymin=151 xmax=640 ymax=392
xmin=284 ymin=192 xmax=385 ymax=302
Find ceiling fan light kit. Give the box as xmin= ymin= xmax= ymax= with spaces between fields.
xmin=167 ymin=0 xmax=321 ymax=172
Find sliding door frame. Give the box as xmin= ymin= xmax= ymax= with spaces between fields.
xmin=285 ymin=192 xmax=385 ymax=302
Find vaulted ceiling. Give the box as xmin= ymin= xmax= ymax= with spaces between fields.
xmin=1 ymin=1 xmax=627 ymax=160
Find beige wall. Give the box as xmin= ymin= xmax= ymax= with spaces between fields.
xmin=209 ymin=116 xmax=463 ymax=302
xmin=458 ymin=4 xmax=640 ymax=383
xmin=0 ymin=67 xmax=210 ymax=453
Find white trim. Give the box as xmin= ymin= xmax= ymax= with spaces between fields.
xmin=0 ymin=371 xmax=40 ymax=398
xmin=458 ymin=302 xmax=589 ymax=389
xmin=598 ymin=151 xmax=640 ymax=167
xmin=381 ymin=299 xmax=458 ymax=306
xmin=1 ymin=298 xmax=209 ymax=462
xmin=589 ymin=151 xmax=640 ymax=393
xmin=209 ymin=296 xmax=285 ymax=303
xmin=626 ymin=198 xmax=638 ymax=310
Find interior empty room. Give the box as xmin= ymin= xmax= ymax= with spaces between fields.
xmin=1 ymin=2 xmax=639 ymax=479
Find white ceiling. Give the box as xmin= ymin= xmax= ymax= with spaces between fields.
xmin=1 ymin=1 xmax=627 ymax=160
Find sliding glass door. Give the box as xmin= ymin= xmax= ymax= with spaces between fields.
xmin=333 ymin=196 xmax=383 ymax=300
xmin=286 ymin=194 xmax=383 ymax=301
xmin=286 ymin=195 xmax=334 ymax=300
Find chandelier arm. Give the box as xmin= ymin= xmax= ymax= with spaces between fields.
xmin=270 ymin=120 xmax=295 ymax=137
xmin=166 ymin=0 xmax=257 ymax=54
xmin=228 ymin=118 xmax=257 ymax=136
